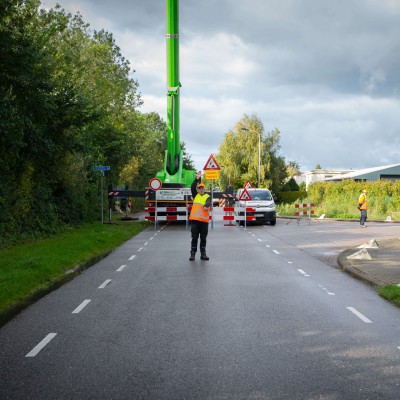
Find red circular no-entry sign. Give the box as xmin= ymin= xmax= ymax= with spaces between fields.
xmin=149 ymin=178 xmax=162 ymax=191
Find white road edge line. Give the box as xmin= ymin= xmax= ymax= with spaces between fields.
xmin=117 ymin=265 xmax=127 ymax=272
xmin=346 ymin=307 xmax=372 ymax=323
xmin=26 ymin=333 xmax=57 ymax=357
xmin=72 ymin=299 xmax=91 ymax=314
xmin=128 ymin=255 xmax=136 ymax=260
xmin=273 ymin=250 xmax=280 ymax=254
xmin=98 ymin=279 xmax=112 ymax=289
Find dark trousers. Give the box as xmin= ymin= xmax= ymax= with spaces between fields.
xmin=191 ymin=220 xmax=209 ymax=253
xmin=360 ymin=209 xmax=367 ymax=225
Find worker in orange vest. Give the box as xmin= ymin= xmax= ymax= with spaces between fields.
xmin=189 ymin=171 xmax=211 ymax=261
xmin=358 ymin=189 xmax=368 ymax=228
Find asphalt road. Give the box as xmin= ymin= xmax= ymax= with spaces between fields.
xmin=1 ymin=214 xmax=400 ymax=399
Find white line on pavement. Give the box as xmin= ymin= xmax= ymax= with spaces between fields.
xmin=265 ymin=245 xmax=270 ymax=248
xmin=26 ymin=333 xmax=57 ymax=357
xmin=346 ymin=307 xmax=372 ymax=323
xmin=297 ymin=269 xmax=310 ymax=277
xmin=128 ymin=255 xmax=136 ymax=260
xmin=149 ymin=237 xmax=154 ymax=240
xmin=273 ymin=250 xmax=280 ymax=254
xmin=288 ymin=261 xmax=293 ymax=264
xmin=72 ymin=299 xmax=91 ymax=314
xmin=144 ymin=242 xmax=149 ymax=246
xmin=98 ymin=279 xmax=112 ymax=289
xmin=257 ymin=239 xmax=262 ymax=242
xmin=138 ymin=247 xmax=143 ymax=252
xmin=117 ymin=265 xmax=127 ymax=272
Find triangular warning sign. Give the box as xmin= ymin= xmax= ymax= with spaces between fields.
xmin=239 ymin=188 xmax=252 ymax=201
xmin=244 ymin=180 xmax=253 ymax=189
xmin=203 ymin=154 xmax=221 ymax=170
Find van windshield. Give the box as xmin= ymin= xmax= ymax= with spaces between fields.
xmin=247 ymin=190 xmax=272 ymax=201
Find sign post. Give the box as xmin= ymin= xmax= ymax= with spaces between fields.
xmin=93 ymin=166 xmax=110 ymax=224
xmin=238 ymin=187 xmax=252 ymax=229
xmin=149 ymin=178 xmax=162 ymax=229
xmin=203 ymin=154 xmax=221 ymax=229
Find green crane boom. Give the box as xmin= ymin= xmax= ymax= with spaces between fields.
xmin=156 ymin=0 xmax=195 ymax=187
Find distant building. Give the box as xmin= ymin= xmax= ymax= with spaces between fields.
xmin=304 ymin=169 xmax=353 ymax=189
xmin=323 ymin=163 xmax=400 ymax=183
xmin=301 ymin=163 xmax=400 ymax=189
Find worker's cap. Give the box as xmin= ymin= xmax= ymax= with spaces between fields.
xmin=197 ymin=183 xmax=205 ymax=188
xmin=362 ymin=189 xmax=368 ymax=193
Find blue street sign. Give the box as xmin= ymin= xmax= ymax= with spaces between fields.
xmin=93 ymin=166 xmax=111 ymax=171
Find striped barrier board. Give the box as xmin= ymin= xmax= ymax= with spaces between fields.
xmin=145 ymin=207 xmax=189 ymax=212
xmin=145 ymin=215 xmax=188 ymax=221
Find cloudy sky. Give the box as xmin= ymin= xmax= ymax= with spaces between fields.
xmin=41 ymin=0 xmax=400 ymax=172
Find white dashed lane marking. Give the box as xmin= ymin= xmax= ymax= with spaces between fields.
xmin=117 ymin=265 xmax=127 ymax=272
xmin=273 ymin=250 xmax=280 ymax=255
xmin=144 ymin=242 xmax=149 ymax=246
xmin=128 ymin=255 xmax=136 ymax=260
xmin=346 ymin=307 xmax=372 ymax=323
xmin=72 ymin=299 xmax=91 ymax=314
xmin=318 ymin=284 xmax=335 ymax=296
xmin=138 ymin=247 xmax=143 ymax=252
xmin=98 ymin=279 xmax=112 ymax=289
xmin=26 ymin=333 xmax=57 ymax=357
xmin=297 ymin=269 xmax=310 ymax=277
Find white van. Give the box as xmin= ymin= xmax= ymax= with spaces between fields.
xmin=235 ymin=188 xmax=276 ymax=225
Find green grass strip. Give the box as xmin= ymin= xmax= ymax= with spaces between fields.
xmin=378 ymin=285 xmax=400 ymax=307
xmin=0 ymin=220 xmax=150 ymax=314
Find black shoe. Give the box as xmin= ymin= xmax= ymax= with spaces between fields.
xmin=200 ymin=252 xmax=209 ymax=260
xmin=189 ymin=251 xmax=195 ymax=261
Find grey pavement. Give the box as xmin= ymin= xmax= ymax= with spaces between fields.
xmin=338 ymin=236 xmax=400 ymax=287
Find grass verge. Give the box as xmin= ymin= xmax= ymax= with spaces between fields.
xmin=0 ymin=220 xmax=150 ymax=322
xmin=378 ymin=285 xmax=400 ymax=307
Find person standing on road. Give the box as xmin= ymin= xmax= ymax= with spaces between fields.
xmin=189 ymin=171 xmax=211 ymax=261
xmin=358 ymin=189 xmax=368 ymax=228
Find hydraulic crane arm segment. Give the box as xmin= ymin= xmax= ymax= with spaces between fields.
xmin=156 ymin=0 xmax=195 ymax=186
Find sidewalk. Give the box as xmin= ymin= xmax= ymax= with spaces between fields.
xmin=338 ymin=237 xmax=400 ymax=286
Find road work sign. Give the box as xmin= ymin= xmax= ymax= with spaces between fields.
xmin=205 ymin=170 xmax=219 ymax=180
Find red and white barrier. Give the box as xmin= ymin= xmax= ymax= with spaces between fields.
xmin=295 ymin=203 xmax=314 ymax=216
xmin=222 ymin=207 xmax=256 ymax=222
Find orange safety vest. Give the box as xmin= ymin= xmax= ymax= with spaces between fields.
xmin=358 ymin=193 xmax=368 ymax=210
xmin=189 ymin=194 xmax=210 ymax=223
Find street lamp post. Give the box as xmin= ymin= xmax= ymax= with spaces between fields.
xmin=241 ymin=127 xmax=261 ymax=187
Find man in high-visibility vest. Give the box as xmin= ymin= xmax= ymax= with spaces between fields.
xmin=189 ymin=171 xmax=211 ymax=261
xmin=358 ymin=189 xmax=368 ymax=228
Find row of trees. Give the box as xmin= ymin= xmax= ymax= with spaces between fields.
xmin=0 ymin=0 xmax=184 ymax=243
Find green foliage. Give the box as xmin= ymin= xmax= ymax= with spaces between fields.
xmin=277 ymin=181 xmax=400 ymax=220
xmin=378 ymin=285 xmax=400 ymax=307
xmin=216 ymin=114 xmax=287 ymax=195
xmin=0 ymin=1 xmax=165 ymax=243
xmin=283 ymin=177 xmax=300 ymax=192
xmin=279 ymin=191 xmax=307 ymax=204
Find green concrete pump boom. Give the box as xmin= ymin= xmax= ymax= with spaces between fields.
xmin=156 ymin=0 xmax=195 ymax=186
